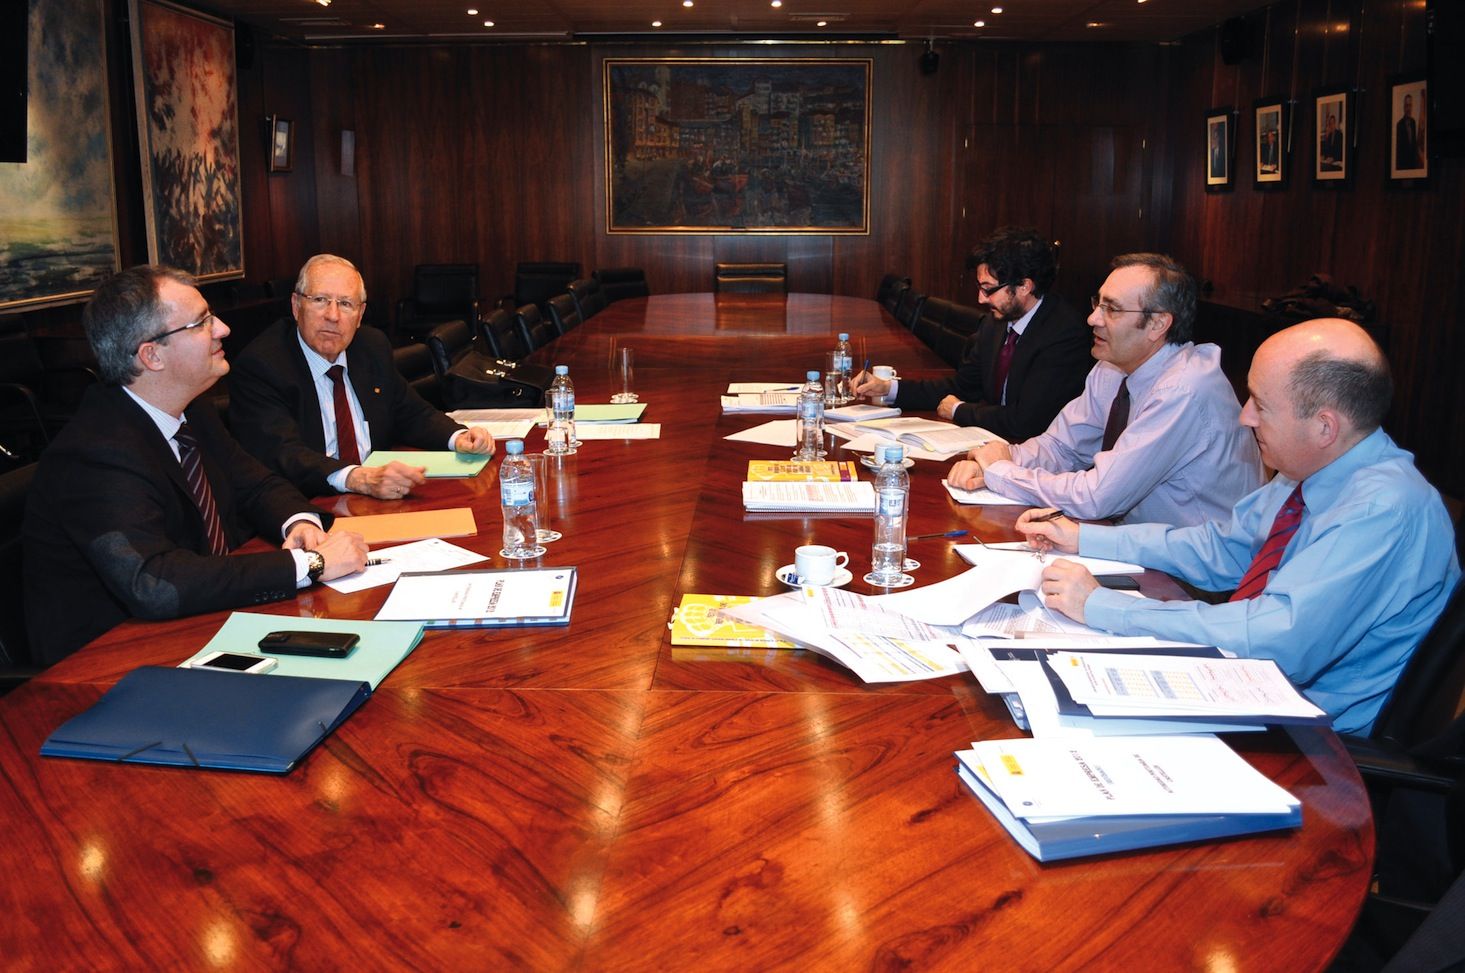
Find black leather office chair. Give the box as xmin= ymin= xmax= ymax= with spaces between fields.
xmin=395 ymin=263 xmax=481 ymax=343
xmin=567 ymin=278 xmax=608 ymax=321
xmin=0 ymin=462 xmax=40 ymax=694
xmin=593 ymin=266 xmax=650 ymax=303
xmin=514 ymin=304 xmax=556 ymax=353
xmin=912 ymin=296 xmax=951 ymax=351
xmin=511 ymin=261 xmax=581 ymax=314
xmin=714 ymin=262 xmax=788 ymax=294
xmin=424 ymin=321 xmax=476 ymax=379
xmin=894 ymin=289 xmax=926 ymax=331
xmin=546 ymin=294 xmax=583 ymax=337
xmin=392 ymin=342 xmax=443 ymax=410
xmin=479 ymin=308 xmax=529 ymax=361
xmin=938 ymin=302 xmax=985 ymax=368
xmin=876 ymin=273 xmax=911 ymax=314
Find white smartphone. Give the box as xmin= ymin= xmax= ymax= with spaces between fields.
xmin=184 ymin=651 xmax=278 ymax=674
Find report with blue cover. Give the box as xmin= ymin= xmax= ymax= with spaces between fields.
xmin=40 ymin=666 xmax=370 ymax=774
xmin=374 ymin=566 xmax=577 ymax=628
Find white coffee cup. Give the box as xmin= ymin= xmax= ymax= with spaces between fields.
xmin=794 ymin=545 xmax=849 ymax=585
xmin=872 ymin=365 xmax=896 ymax=381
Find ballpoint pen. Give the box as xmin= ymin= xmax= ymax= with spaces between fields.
xmin=365 ymin=557 xmax=391 ymax=566
xmin=908 ymin=529 xmax=968 ymax=541
xmin=1028 ymin=509 xmax=1068 ymax=523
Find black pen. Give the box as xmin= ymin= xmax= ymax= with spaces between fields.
xmin=1028 ymin=509 xmax=1067 ymax=523
xmin=908 ymin=529 xmax=968 ymax=541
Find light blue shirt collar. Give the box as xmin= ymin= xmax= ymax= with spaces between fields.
xmin=296 ymin=328 xmax=347 ymax=379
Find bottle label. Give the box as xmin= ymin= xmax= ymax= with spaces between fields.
xmin=502 ymin=480 xmax=535 ymax=506
xmin=878 ymin=490 xmax=905 ymax=517
xmin=836 ymin=354 xmax=852 ymax=372
xmin=553 ymin=389 xmax=575 ymax=412
xmin=799 ymin=398 xmax=822 ymax=420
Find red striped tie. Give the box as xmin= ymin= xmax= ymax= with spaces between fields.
xmin=327 ymin=364 xmax=362 ymax=466
xmin=174 ymin=424 xmax=229 ymax=556
xmin=1230 ymin=484 xmax=1304 ymax=601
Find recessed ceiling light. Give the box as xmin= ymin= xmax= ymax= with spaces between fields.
xmin=816 ymin=19 xmax=827 ymax=26
xmin=314 ymin=0 xmax=330 ymax=7
xmin=483 ymin=19 xmax=494 ymax=26
xmin=771 ymin=0 xmax=782 ymax=6
xmin=467 ymin=7 xmax=477 ymax=13
xmin=652 ymin=19 xmax=662 ymax=26
xmin=682 ymin=0 xmax=693 ymax=6
xmin=973 ymin=19 xmax=985 ymax=27
xmin=991 ymin=5 xmax=1002 ymax=12
xmin=369 ymin=22 xmax=384 ymax=28
xmin=1086 ymin=20 xmax=1103 ymax=27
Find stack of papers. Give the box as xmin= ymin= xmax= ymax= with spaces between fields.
xmin=825 ymin=403 xmax=900 ymax=422
xmin=953 ymin=543 xmax=1145 ymax=576
xmin=746 ymin=460 xmax=860 ymax=482
xmin=956 ymin=735 xmax=1302 ymax=861
xmin=447 ymin=408 xmax=541 ymax=441
xmin=669 ymin=594 xmax=797 ymax=648
xmin=720 ymin=392 xmax=799 ymax=414
xmin=842 ymin=417 xmax=1003 ymax=460
xmin=741 ymin=480 xmax=875 ymax=512
xmin=727 ymin=382 xmax=799 ymax=394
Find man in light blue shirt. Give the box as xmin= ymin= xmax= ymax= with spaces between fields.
xmin=1021 ymin=318 xmax=1460 ymax=734
xmin=948 ymin=253 xmax=1262 ymax=527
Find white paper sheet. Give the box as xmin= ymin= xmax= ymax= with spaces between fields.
xmin=1049 ymin=652 xmax=1327 ymax=721
xmin=727 ymin=382 xmax=801 ymax=393
xmin=877 ymin=561 xmax=1045 ymax=627
xmin=572 ymin=423 xmax=662 ymax=440
xmin=942 ymin=479 xmax=1027 ymax=505
xmin=325 ymin=537 xmax=490 ymax=593
xmin=724 ymin=419 xmax=798 ymax=447
xmin=954 ymin=543 xmax=1145 ymax=575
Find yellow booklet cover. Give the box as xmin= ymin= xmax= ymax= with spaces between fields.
xmin=669 ymin=594 xmax=798 ymax=648
xmin=746 ymin=460 xmax=859 ymax=482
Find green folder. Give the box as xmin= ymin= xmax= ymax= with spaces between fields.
xmin=183 ymin=612 xmax=427 ymax=690
xmin=573 ymin=403 xmax=647 ymax=423
xmin=361 ymin=450 xmax=492 ymax=477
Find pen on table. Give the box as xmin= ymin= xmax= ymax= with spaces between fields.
xmin=908 ymin=529 xmax=968 ymax=541
xmin=365 ymin=557 xmax=391 ymax=567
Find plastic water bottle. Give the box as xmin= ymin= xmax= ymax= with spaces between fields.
xmin=546 ymin=364 xmax=578 ymax=455
xmin=868 ymin=442 xmax=910 ymax=586
xmin=499 ymin=440 xmax=544 ymax=559
xmin=794 ymin=369 xmax=826 ymax=460
xmin=833 ymin=332 xmax=854 ymax=404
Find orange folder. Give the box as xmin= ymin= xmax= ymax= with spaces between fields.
xmin=328 ymin=507 xmax=478 ymax=545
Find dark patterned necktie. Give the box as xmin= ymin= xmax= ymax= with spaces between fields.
xmin=327 ymin=364 xmax=362 ymax=465
xmin=1100 ymin=378 xmax=1130 ymax=452
xmin=174 ymin=423 xmax=229 ymax=556
xmin=992 ymin=325 xmax=1018 ymax=403
xmin=1230 ymin=485 xmax=1305 ymax=601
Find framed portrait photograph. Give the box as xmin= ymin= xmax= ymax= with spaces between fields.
xmin=603 ymin=58 xmax=871 ymax=234
xmin=269 ymin=115 xmax=293 ymax=173
xmin=1205 ymin=107 xmax=1233 ymax=191
xmin=1389 ymin=75 xmax=1428 ymax=181
xmin=1314 ymin=88 xmax=1350 ymax=184
xmin=1254 ymin=99 xmax=1286 ymax=187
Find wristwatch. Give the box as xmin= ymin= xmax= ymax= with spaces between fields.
xmin=305 ymin=551 xmax=326 ymax=583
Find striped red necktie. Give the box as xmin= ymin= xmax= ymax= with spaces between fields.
xmin=327 ymin=364 xmax=362 ymax=466
xmin=1229 ymin=484 xmax=1304 ymax=601
xmin=174 ymin=423 xmax=230 ymax=556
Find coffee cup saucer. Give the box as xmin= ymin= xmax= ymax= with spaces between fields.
xmin=776 ymin=564 xmax=853 ymax=588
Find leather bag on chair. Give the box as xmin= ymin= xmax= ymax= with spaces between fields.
xmin=444 ymin=352 xmax=552 ymax=409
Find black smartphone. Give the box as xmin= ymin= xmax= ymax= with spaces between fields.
xmin=1097 ymin=575 xmax=1141 ymax=591
xmin=257 ymin=630 xmax=360 ymax=658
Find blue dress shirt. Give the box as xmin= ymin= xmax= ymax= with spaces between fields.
xmin=1080 ymin=428 xmax=1461 ymax=734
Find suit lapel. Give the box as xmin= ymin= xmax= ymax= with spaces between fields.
xmin=1000 ymin=299 xmax=1055 ymax=398
xmin=281 ymin=326 xmax=329 ymax=452
xmin=345 ymin=340 xmax=389 ymax=443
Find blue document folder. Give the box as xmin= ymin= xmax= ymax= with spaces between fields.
xmin=40 ymin=666 xmax=371 ymax=774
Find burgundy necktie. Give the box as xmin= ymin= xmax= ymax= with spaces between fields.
xmin=1230 ymin=485 xmax=1305 ymax=601
xmin=991 ymin=325 xmax=1018 ymax=404
xmin=1100 ymin=378 xmax=1130 ymax=452
xmin=174 ymin=424 xmax=229 ymax=556
xmin=327 ymin=364 xmax=361 ymax=465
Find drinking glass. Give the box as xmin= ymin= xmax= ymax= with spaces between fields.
xmin=526 ymin=453 xmax=562 ymax=543
xmin=610 ymin=347 xmax=637 ymax=404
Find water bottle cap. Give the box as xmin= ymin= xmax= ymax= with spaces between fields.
xmin=878 ymin=443 xmax=905 ymax=463
xmin=505 ymin=439 xmax=524 ymax=455
xmin=806 ymin=370 xmax=820 ymax=381
xmin=838 ymin=332 xmax=849 ymax=341
xmin=554 ymin=365 xmax=568 ymax=375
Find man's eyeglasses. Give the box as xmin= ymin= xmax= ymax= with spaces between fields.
xmin=136 ymin=307 xmax=215 ymax=353
xmin=297 ymin=293 xmax=364 ymax=315
xmin=1090 ymin=295 xmax=1160 ymax=320
xmin=977 ymin=281 xmax=1012 ymax=297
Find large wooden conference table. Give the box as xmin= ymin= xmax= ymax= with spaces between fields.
xmin=0 ymin=294 xmax=1371 ymax=971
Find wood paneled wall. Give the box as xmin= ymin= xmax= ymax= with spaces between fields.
xmin=1165 ymin=0 xmax=1464 ymax=495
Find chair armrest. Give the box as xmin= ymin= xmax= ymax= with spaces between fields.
xmin=1344 ymin=734 xmax=1461 ymax=792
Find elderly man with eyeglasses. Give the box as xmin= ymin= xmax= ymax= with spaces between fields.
xmin=948 ymin=253 xmax=1262 ymax=527
xmin=23 ymin=265 xmax=369 ymax=665
xmin=229 ymin=254 xmax=493 ymax=500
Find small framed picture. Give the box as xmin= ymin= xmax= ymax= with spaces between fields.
xmin=1254 ymin=98 xmax=1286 ymax=187
xmin=1205 ymin=107 xmax=1233 ymax=191
xmin=1314 ymin=87 xmax=1350 ymax=184
xmin=269 ymin=115 xmax=293 ymax=173
xmin=1389 ymin=75 xmax=1427 ymax=182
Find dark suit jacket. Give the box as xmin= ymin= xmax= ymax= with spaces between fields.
xmin=893 ymin=294 xmax=1092 ymax=442
xmin=229 ymin=320 xmax=464 ymax=496
xmin=23 ymin=385 xmax=315 ymax=666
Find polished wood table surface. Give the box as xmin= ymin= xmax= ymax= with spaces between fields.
xmin=0 ymin=294 xmax=1371 ymax=971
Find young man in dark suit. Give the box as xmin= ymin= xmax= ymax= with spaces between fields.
xmin=850 ymin=227 xmax=1091 ymax=442
xmin=23 ymin=266 xmax=368 ymax=666
xmin=229 ymin=254 xmax=494 ymax=499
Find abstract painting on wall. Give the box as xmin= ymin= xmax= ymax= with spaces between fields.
xmin=603 ymin=58 xmax=871 ymax=234
xmin=0 ymin=0 xmax=119 ymax=311
xmin=129 ymin=0 xmax=244 ymax=281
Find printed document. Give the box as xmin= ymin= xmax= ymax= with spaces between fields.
xmin=574 ymin=423 xmax=662 ymax=440
xmin=376 ymin=567 xmax=576 ymax=627
xmin=447 ymin=409 xmax=539 ymax=441
xmin=954 ymin=543 xmax=1145 ymax=575
xmin=742 ymin=480 xmax=875 ymax=512
xmin=1048 ymin=652 xmax=1326 ymax=721
xmin=877 ymin=562 xmax=1045 ymax=627
xmin=326 ymin=537 xmax=489 ymax=593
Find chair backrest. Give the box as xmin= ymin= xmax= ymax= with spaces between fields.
xmin=515 ymin=304 xmax=556 ymax=352
xmin=1371 ymin=577 xmax=1465 ymax=753
xmin=567 ymin=278 xmax=608 ymax=321
xmin=913 ymin=296 xmax=952 ymax=349
xmin=392 ymin=342 xmax=443 ymax=410
xmin=425 ymin=320 xmax=475 ymax=378
xmin=514 ymin=261 xmax=581 ymax=312
xmin=714 ymin=262 xmax=788 ymax=294
xmin=0 ymin=462 xmax=36 ymax=667
xmin=894 ymin=289 xmax=926 ymax=330
xmin=546 ymin=294 xmax=583 ymax=337
xmin=479 ymin=308 xmax=528 ymax=360
xmin=876 ymin=273 xmax=910 ymax=312
xmin=413 ymin=263 xmax=480 ymax=312
xmin=593 ymin=266 xmax=650 ymax=302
